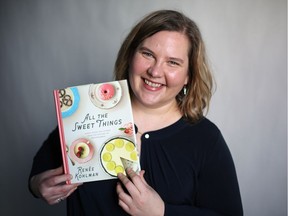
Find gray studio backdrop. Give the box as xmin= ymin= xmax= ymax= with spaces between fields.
xmin=0 ymin=0 xmax=286 ymax=215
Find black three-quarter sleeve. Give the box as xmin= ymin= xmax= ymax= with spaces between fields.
xmin=164 ymin=129 xmax=243 ymax=216
xmin=195 ymin=132 xmax=243 ymax=215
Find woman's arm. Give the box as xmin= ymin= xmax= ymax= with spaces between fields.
xmin=165 ymin=132 xmax=243 ymax=216
xmin=28 ymin=128 xmax=81 ymax=204
xmin=117 ymin=132 xmax=243 ymax=216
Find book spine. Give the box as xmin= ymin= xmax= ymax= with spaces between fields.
xmin=53 ymin=89 xmax=71 ymax=184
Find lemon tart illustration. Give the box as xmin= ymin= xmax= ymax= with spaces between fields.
xmin=100 ymin=137 xmax=139 ymax=176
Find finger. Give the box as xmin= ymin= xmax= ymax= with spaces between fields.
xmin=66 ymin=185 xmax=78 ymax=197
xmin=116 ymin=182 xmax=134 ymax=202
xmin=116 ymin=182 xmax=130 ymax=199
xmin=39 ymin=174 xmax=73 ymax=200
xmin=45 ymin=173 xmax=73 ymax=187
xmin=139 ymin=170 xmax=148 ymax=185
xmin=53 ymin=197 xmax=64 ymax=205
xmin=61 ymin=183 xmax=78 ymax=192
xmin=116 ymin=182 xmax=132 ymax=212
xmin=47 ymin=184 xmax=78 ymax=205
xmin=118 ymin=172 xmax=140 ymax=196
xmin=73 ymin=182 xmax=83 ymax=187
xmin=39 ymin=166 xmax=64 ymax=181
xmin=46 ymin=191 xmax=65 ymax=205
xmin=59 ymin=185 xmax=78 ymax=200
xmin=126 ymin=169 xmax=147 ymax=192
xmin=47 ymin=166 xmax=64 ymax=177
xmin=126 ymin=168 xmax=138 ymax=178
xmin=51 ymin=166 xmax=64 ymax=176
xmin=52 ymin=196 xmax=66 ymax=205
xmin=118 ymin=172 xmax=145 ymax=200
xmin=139 ymin=170 xmax=145 ymax=178
xmin=118 ymin=198 xmax=131 ymax=214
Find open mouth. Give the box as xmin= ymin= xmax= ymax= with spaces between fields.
xmin=143 ymin=78 xmax=162 ymax=88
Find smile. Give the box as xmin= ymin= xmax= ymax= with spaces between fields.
xmin=144 ymin=79 xmax=162 ymax=88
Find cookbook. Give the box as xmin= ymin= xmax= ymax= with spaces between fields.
xmin=53 ymin=80 xmax=140 ymax=184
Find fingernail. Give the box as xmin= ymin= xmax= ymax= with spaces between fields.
xmin=127 ymin=168 xmax=133 ymax=174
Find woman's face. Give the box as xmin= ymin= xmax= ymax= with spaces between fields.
xmin=129 ymin=30 xmax=189 ymax=109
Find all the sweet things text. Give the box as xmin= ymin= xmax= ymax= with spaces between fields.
xmin=72 ymin=113 xmax=122 ymax=132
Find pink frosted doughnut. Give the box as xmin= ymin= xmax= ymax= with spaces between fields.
xmin=98 ymin=83 xmax=115 ymax=100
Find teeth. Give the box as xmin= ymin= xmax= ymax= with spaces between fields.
xmin=144 ymin=79 xmax=161 ymax=88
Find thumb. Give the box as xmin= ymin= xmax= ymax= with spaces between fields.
xmin=139 ymin=170 xmax=148 ymax=185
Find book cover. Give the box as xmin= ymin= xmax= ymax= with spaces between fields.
xmin=53 ymin=80 xmax=140 ymax=184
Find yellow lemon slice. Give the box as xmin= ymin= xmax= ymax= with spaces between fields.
xmin=115 ymin=165 xmax=124 ymax=174
xmin=125 ymin=142 xmax=135 ymax=152
xmin=114 ymin=139 xmax=124 ymax=148
xmin=106 ymin=161 xmax=116 ymax=171
xmin=105 ymin=143 xmax=115 ymax=151
xmin=102 ymin=152 xmax=112 ymax=162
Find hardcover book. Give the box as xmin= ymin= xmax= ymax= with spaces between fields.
xmin=53 ymin=80 xmax=140 ymax=184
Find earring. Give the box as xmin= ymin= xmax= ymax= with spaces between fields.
xmin=183 ymin=86 xmax=187 ymax=95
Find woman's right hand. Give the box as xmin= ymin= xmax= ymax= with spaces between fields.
xmin=29 ymin=166 xmax=81 ymax=205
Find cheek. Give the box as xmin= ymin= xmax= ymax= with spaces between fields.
xmin=129 ymin=54 xmax=150 ymax=76
xmin=128 ymin=61 xmax=140 ymax=88
xmin=167 ymin=71 xmax=189 ymax=86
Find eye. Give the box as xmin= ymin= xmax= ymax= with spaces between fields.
xmin=142 ymin=51 xmax=153 ymax=58
xmin=168 ymin=60 xmax=180 ymax=66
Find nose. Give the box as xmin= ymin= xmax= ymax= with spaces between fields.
xmin=147 ymin=63 xmax=163 ymax=78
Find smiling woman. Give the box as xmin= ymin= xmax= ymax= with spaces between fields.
xmin=128 ymin=31 xmax=189 ymax=110
xmin=114 ymin=10 xmax=213 ymax=123
xmin=29 ymin=9 xmax=243 ymax=216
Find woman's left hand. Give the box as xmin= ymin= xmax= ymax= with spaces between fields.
xmin=117 ymin=169 xmax=165 ymax=216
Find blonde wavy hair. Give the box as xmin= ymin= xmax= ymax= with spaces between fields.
xmin=114 ymin=10 xmax=214 ymax=123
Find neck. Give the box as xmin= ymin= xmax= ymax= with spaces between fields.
xmin=132 ymin=99 xmax=182 ymax=133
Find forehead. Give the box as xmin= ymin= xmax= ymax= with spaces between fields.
xmin=140 ymin=31 xmax=190 ymax=57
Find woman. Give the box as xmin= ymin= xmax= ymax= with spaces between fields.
xmin=29 ymin=10 xmax=243 ymax=215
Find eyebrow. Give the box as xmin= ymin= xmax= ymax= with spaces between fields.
xmin=169 ymin=57 xmax=184 ymax=64
xmin=138 ymin=46 xmax=185 ymax=64
xmin=138 ymin=46 xmax=153 ymax=54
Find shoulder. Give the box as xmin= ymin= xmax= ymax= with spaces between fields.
xmin=178 ymin=117 xmax=228 ymax=150
xmin=182 ymin=117 xmax=221 ymax=138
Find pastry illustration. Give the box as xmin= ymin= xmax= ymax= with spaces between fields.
xmin=98 ymin=83 xmax=115 ymax=100
xmin=58 ymin=87 xmax=80 ymax=118
xmin=100 ymin=137 xmax=139 ymax=177
xmin=69 ymin=138 xmax=95 ymax=164
xmin=89 ymin=81 xmax=122 ymax=109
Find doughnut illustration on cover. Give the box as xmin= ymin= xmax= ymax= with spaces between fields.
xmin=58 ymin=87 xmax=80 ymax=118
xmin=69 ymin=138 xmax=95 ymax=164
xmin=100 ymin=137 xmax=139 ymax=177
xmin=89 ymin=81 xmax=122 ymax=109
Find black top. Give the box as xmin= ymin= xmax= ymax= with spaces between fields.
xmin=29 ymin=117 xmax=243 ymax=215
